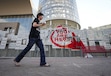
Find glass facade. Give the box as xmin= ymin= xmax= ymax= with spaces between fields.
xmin=39 ymin=0 xmax=80 ymax=24
xmin=0 ymin=15 xmax=33 ymax=35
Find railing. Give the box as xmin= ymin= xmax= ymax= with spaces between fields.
xmin=82 ymin=46 xmax=111 ymax=57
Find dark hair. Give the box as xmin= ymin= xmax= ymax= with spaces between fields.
xmin=37 ymin=13 xmax=44 ymax=18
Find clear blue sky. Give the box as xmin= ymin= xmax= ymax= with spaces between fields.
xmin=32 ymin=0 xmax=111 ymax=29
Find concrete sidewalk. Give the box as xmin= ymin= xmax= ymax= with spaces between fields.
xmin=0 ymin=57 xmax=111 ymax=76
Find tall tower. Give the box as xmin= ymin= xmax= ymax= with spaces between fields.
xmin=39 ymin=0 xmax=81 ymax=29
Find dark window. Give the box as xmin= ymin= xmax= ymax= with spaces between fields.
xmin=110 ymin=41 xmax=111 ymax=45
xmin=4 ymin=27 xmax=12 ymax=33
xmin=4 ymin=27 xmax=8 ymax=31
xmin=0 ymin=41 xmax=1 ymax=44
xmin=21 ymin=39 xmax=27 ymax=45
xmin=95 ymin=41 xmax=100 ymax=46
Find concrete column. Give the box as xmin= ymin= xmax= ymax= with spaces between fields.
xmin=50 ymin=20 xmax=52 ymax=26
xmin=77 ymin=24 xmax=79 ymax=29
xmin=65 ymin=20 xmax=68 ymax=26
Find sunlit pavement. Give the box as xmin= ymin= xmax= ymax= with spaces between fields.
xmin=0 ymin=57 xmax=111 ymax=76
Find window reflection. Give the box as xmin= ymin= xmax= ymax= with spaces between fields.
xmin=0 ymin=15 xmax=32 ymax=34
